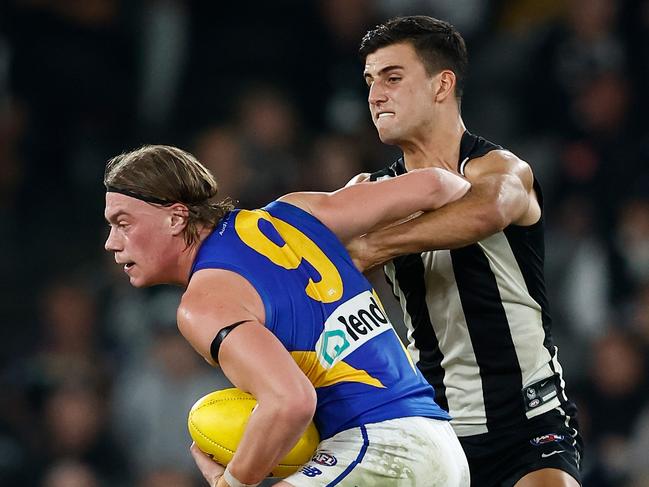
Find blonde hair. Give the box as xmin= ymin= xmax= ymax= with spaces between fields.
xmin=104 ymin=145 xmax=233 ymax=245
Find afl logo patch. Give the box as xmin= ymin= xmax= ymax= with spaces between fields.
xmin=312 ymin=452 xmax=337 ymax=467
xmin=530 ymin=433 xmax=564 ymax=446
xmin=528 ymin=398 xmax=541 ymax=408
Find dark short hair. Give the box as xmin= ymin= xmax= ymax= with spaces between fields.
xmin=359 ymin=16 xmax=468 ymax=100
xmin=104 ymin=145 xmax=233 ymax=246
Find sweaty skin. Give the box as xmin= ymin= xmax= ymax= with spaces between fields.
xmin=106 ymin=166 xmax=470 ymax=487
xmin=348 ymin=40 xmax=579 ymax=487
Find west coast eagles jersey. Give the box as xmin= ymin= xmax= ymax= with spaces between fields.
xmin=190 ymin=200 xmax=449 ymax=439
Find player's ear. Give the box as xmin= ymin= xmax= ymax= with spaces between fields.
xmin=434 ymin=70 xmax=456 ymax=102
xmin=169 ymin=203 xmax=189 ymax=235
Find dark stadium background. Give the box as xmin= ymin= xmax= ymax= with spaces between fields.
xmin=1 ymin=1 xmax=648 ymax=486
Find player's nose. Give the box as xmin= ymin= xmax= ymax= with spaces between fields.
xmin=105 ymin=227 xmax=121 ymax=252
xmin=368 ymin=82 xmax=388 ymax=106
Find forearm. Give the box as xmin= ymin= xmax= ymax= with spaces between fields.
xmin=318 ymin=168 xmax=469 ymax=242
xmin=223 ymin=401 xmax=313 ymax=484
xmin=365 ymin=212 xmax=475 ymax=263
xmin=352 ymin=154 xmax=536 ymax=272
xmin=363 ymin=190 xmax=506 ymax=266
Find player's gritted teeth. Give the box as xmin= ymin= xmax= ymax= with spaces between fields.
xmin=376 ymin=111 xmax=395 ymax=121
xmin=117 ymin=260 xmax=135 ymax=272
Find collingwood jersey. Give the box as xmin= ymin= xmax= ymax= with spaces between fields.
xmin=370 ymin=131 xmax=576 ymax=437
xmin=189 ymin=200 xmax=450 ymax=440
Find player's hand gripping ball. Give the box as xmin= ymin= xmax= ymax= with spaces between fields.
xmin=188 ymin=388 xmax=320 ymax=478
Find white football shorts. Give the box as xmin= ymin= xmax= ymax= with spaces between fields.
xmin=283 ymin=416 xmax=470 ymax=486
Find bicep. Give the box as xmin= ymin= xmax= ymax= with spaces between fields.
xmin=464 ymin=152 xmax=534 ymax=226
xmin=177 ymin=269 xmax=265 ymax=367
xmin=178 ymin=296 xmax=310 ymax=400
xmin=177 ymin=270 xmax=312 ymax=403
xmin=218 ymin=322 xmax=312 ymax=401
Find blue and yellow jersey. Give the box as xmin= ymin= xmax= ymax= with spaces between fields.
xmin=190 ymin=201 xmax=450 ymax=439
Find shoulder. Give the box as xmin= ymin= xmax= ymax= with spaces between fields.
xmin=178 ymin=269 xmax=265 ymax=338
xmin=464 ymin=149 xmax=534 ymax=187
xmin=275 ymin=193 xmax=316 ymax=215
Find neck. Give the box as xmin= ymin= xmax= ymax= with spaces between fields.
xmin=401 ymin=113 xmax=466 ymax=172
xmin=173 ymin=226 xmax=214 ymax=287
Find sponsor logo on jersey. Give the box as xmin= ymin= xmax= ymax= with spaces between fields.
xmin=312 ymin=452 xmax=337 ymax=467
xmin=530 ymin=433 xmax=565 ymax=446
xmin=541 ymin=450 xmax=565 ymax=458
xmin=217 ymin=218 xmax=229 ymax=235
xmin=300 ymin=465 xmax=323 ymax=477
xmin=316 ymin=290 xmax=392 ymax=368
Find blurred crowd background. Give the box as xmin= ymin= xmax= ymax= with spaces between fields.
xmin=1 ymin=0 xmax=648 ymax=486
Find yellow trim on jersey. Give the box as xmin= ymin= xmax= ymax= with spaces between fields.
xmin=291 ymin=351 xmax=385 ymax=389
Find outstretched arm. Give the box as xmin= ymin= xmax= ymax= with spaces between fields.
xmin=352 ymin=151 xmax=541 ymax=271
xmin=178 ymin=269 xmax=316 ymax=486
xmin=279 ymin=167 xmax=470 ymax=243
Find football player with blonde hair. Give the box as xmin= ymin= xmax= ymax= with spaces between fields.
xmin=104 ymin=144 xmax=470 ymax=486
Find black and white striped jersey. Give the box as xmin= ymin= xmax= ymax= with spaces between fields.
xmin=370 ymin=131 xmax=576 ymax=437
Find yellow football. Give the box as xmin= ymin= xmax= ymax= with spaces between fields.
xmin=187 ymin=388 xmax=320 ymax=478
